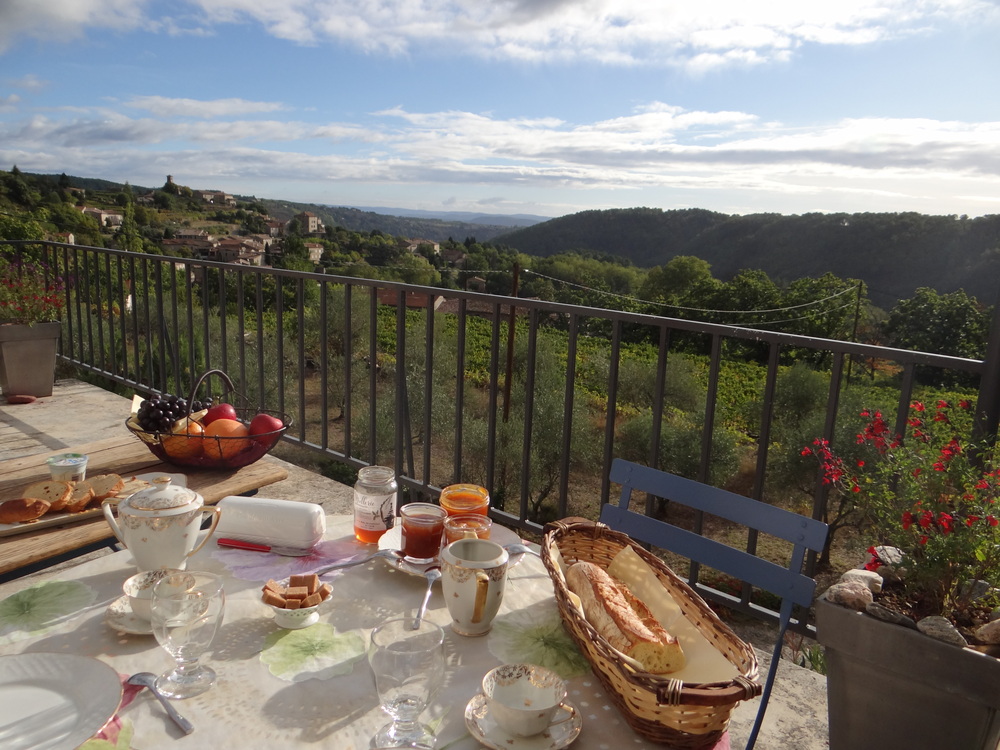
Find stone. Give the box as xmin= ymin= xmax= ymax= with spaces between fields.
xmin=959 ymin=579 xmax=991 ymax=601
xmin=841 ymin=569 xmax=883 ymax=594
xmin=990 ymin=607 xmax=1000 ymax=623
xmin=917 ymin=616 xmax=968 ymax=647
xmin=975 ymin=619 xmax=1000 ymax=644
xmin=865 ymin=602 xmax=917 ymax=629
xmin=872 ymin=545 xmax=904 ymax=566
xmin=824 ymin=581 xmax=873 ymax=611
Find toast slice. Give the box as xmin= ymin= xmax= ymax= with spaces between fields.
xmin=22 ymin=480 xmax=73 ymax=512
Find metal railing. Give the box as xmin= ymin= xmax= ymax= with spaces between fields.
xmin=6 ymin=239 xmax=998 ymax=629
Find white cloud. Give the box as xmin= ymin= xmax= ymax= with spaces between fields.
xmin=125 ymin=96 xmax=288 ymax=119
xmin=0 ymin=0 xmax=152 ymax=54
xmin=1 ymin=0 xmax=994 ymax=68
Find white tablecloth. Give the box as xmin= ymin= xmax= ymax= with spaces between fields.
xmin=0 ymin=515 xmax=701 ymax=750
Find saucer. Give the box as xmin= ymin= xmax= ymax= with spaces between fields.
xmin=465 ymin=693 xmax=582 ymax=750
xmin=378 ymin=523 xmax=525 ymax=576
xmin=105 ymin=595 xmax=153 ymax=635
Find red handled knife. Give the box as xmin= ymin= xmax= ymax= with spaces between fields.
xmin=217 ymin=538 xmax=313 ymax=557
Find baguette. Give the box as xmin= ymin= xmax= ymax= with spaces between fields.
xmin=566 ymin=560 xmax=686 ymax=674
xmin=0 ymin=497 xmax=51 ymax=524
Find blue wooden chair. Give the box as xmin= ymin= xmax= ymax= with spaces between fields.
xmin=600 ymin=458 xmax=829 ymax=750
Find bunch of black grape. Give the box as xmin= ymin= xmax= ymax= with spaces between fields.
xmin=136 ymin=393 xmax=214 ymax=433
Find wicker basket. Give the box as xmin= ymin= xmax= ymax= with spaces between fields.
xmin=541 ymin=517 xmax=761 ymax=749
xmin=125 ymin=369 xmax=291 ymax=470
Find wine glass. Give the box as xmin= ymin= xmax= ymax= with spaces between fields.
xmin=368 ymin=616 xmax=445 ymax=749
xmin=150 ymin=571 xmax=225 ymax=699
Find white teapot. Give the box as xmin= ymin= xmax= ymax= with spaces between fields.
xmin=103 ymin=476 xmax=221 ymax=571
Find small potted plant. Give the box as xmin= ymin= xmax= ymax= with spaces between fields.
xmin=0 ymin=253 xmax=65 ymax=397
xmin=803 ymin=400 xmax=1000 ymax=749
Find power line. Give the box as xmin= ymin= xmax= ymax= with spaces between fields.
xmin=523 ymin=269 xmax=858 ymax=315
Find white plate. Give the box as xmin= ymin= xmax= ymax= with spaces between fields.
xmin=105 ymin=595 xmax=153 ymax=635
xmin=465 ymin=693 xmax=582 ymax=750
xmin=0 ymin=653 xmax=123 ymax=750
xmin=0 ymin=472 xmax=188 ymax=538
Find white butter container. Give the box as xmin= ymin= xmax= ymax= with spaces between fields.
xmin=216 ymin=496 xmax=326 ymax=549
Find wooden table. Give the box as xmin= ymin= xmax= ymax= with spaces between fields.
xmin=0 ymin=433 xmax=288 ymax=581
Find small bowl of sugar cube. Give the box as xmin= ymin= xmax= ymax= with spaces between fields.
xmin=261 ymin=574 xmax=332 ymax=629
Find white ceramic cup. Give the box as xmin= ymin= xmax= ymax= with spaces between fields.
xmin=440 ymin=538 xmax=508 ymax=636
xmin=123 ymin=568 xmax=181 ymax=621
xmin=482 ymin=663 xmax=576 ymax=738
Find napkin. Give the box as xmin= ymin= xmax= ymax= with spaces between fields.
xmin=216 ymin=496 xmax=326 ymax=549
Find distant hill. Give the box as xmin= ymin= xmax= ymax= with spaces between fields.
xmin=496 ymin=208 xmax=1000 ymax=306
xmin=348 ymin=206 xmax=549 ymax=228
xmin=258 ymin=200 xmax=529 ymax=243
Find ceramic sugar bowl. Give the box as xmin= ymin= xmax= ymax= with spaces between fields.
xmin=103 ymin=476 xmax=221 ymax=571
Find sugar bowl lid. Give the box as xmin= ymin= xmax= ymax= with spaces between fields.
xmin=126 ymin=476 xmax=199 ymax=511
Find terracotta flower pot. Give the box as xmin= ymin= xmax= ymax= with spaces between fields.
xmin=0 ymin=321 xmax=61 ymax=397
xmin=816 ymin=596 xmax=1000 ymax=750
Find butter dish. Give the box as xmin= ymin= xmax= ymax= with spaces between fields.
xmin=216 ymin=496 xmax=326 ymax=549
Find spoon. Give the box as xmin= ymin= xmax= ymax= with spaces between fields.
xmin=504 ymin=542 xmax=541 ymax=558
xmin=126 ymin=673 xmax=195 ymax=735
xmin=311 ymin=548 xmax=404 ymax=575
xmin=412 ymin=566 xmax=442 ymax=629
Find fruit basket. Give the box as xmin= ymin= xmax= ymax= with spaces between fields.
xmin=125 ymin=369 xmax=292 ymax=470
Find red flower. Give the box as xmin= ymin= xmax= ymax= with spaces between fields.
xmin=912 ymin=401 xmax=925 ymax=412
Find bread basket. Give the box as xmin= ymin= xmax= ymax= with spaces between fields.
xmin=541 ymin=517 xmax=761 ymax=748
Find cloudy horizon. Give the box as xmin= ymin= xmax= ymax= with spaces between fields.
xmin=1 ymin=1 xmax=999 ymax=218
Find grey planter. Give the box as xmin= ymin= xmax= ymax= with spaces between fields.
xmin=0 ymin=321 xmax=60 ymax=397
xmin=816 ymin=596 xmax=1000 ymax=750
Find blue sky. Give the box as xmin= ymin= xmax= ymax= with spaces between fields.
xmin=1 ymin=0 xmax=999 ymax=219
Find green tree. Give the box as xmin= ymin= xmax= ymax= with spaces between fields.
xmin=884 ymin=287 xmax=988 ymax=385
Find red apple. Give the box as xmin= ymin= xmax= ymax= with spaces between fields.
xmin=249 ymin=413 xmax=284 ymax=443
xmin=203 ymin=402 xmax=238 ymax=425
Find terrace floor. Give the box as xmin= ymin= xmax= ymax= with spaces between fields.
xmin=0 ymin=377 xmax=830 ymax=750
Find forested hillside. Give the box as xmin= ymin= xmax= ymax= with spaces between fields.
xmin=497 ymin=209 xmax=1000 ymax=306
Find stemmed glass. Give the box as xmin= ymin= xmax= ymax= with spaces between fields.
xmin=150 ymin=571 xmax=225 ymax=699
xmin=368 ymin=616 xmax=445 ymax=749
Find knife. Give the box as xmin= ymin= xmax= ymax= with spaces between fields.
xmin=216 ymin=537 xmax=313 ymax=556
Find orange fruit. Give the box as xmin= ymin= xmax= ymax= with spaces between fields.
xmin=203 ymin=418 xmax=251 ymax=460
xmin=162 ymin=420 xmax=205 ymax=460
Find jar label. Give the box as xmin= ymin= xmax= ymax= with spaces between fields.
xmin=354 ymin=491 xmax=396 ymax=532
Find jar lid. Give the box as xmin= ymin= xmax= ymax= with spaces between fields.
xmin=127 ymin=476 xmax=199 ymax=510
xmin=46 ymin=453 xmax=88 ymax=467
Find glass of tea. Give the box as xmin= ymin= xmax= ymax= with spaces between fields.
xmin=399 ymin=503 xmax=447 ymax=563
xmin=439 ymin=484 xmax=490 ymax=516
xmin=443 ymin=513 xmax=493 ymax=544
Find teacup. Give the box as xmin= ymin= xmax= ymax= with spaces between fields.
xmin=482 ymin=663 xmax=576 ymax=738
xmin=441 ymin=538 xmax=507 ymax=636
xmin=123 ymin=568 xmax=180 ymax=621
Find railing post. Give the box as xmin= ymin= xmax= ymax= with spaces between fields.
xmin=972 ymin=294 xmax=1000 ymax=448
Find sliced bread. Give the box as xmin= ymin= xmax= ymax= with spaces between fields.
xmin=64 ymin=483 xmax=96 ymax=513
xmin=22 ymin=480 xmax=73 ymax=512
xmin=78 ymin=474 xmax=125 ymax=503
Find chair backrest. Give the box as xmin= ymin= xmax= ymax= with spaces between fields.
xmin=600 ymin=458 xmax=829 ymax=750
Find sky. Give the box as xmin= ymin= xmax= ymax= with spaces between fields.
xmin=1 ymin=1 xmax=1000 ymax=220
